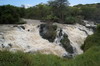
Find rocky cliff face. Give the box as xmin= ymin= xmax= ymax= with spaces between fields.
xmin=0 ymin=19 xmax=94 ymax=57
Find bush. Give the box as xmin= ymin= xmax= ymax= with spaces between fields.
xmin=0 ymin=14 xmax=19 ymax=24
xmin=0 ymin=5 xmax=23 ymax=24
xmin=44 ymin=15 xmax=59 ymax=22
xmin=64 ymin=16 xmax=83 ymax=24
xmin=65 ymin=16 xmax=77 ymax=24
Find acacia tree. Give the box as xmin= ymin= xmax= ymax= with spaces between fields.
xmin=48 ymin=0 xmax=69 ymax=21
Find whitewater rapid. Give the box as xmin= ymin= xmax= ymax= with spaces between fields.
xmin=0 ymin=19 xmax=94 ymax=57
xmin=54 ymin=23 xmax=93 ymax=55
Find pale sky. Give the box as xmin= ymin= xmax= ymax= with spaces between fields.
xmin=0 ymin=0 xmax=100 ymax=7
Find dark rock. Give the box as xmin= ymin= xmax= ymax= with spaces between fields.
xmin=13 ymin=25 xmax=25 ymax=30
xmin=8 ymin=43 xmax=12 ymax=48
xmin=60 ymin=34 xmax=74 ymax=54
xmin=1 ymin=44 xmax=5 ymax=48
xmin=39 ymin=24 xmax=57 ymax=42
xmin=19 ymin=26 xmax=25 ymax=30
xmin=37 ymin=25 xmax=40 ymax=28
xmin=13 ymin=25 xmax=18 ymax=27
xmin=79 ymin=28 xmax=88 ymax=35
xmin=28 ymin=29 xmax=30 ymax=31
xmin=86 ymin=26 xmax=96 ymax=32
xmin=59 ymin=29 xmax=63 ymax=37
xmin=27 ymin=46 xmax=30 ymax=49
xmin=63 ymin=53 xmax=73 ymax=59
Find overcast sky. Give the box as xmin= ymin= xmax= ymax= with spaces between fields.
xmin=0 ymin=0 xmax=100 ymax=7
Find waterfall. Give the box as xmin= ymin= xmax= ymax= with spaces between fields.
xmin=0 ymin=20 xmax=94 ymax=57
xmin=53 ymin=23 xmax=94 ymax=56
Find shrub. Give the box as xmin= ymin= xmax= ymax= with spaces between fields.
xmin=65 ymin=16 xmax=77 ymax=24
xmin=44 ymin=15 xmax=59 ymax=22
xmin=64 ymin=16 xmax=83 ymax=24
xmin=0 ymin=5 xmax=22 ymax=24
xmin=0 ymin=14 xmax=20 ymax=24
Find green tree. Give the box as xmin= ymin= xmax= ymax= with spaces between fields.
xmin=81 ymin=7 xmax=96 ymax=20
xmin=0 ymin=5 xmax=20 ymax=24
xmin=48 ymin=0 xmax=69 ymax=22
xmin=25 ymin=3 xmax=50 ymax=19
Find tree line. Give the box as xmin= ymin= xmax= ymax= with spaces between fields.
xmin=0 ymin=5 xmax=25 ymax=24
xmin=0 ymin=0 xmax=100 ymax=24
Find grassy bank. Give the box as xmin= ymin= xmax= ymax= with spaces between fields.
xmin=0 ymin=46 xmax=100 ymax=66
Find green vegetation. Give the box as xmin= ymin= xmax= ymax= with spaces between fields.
xmin=48 ymin=0 xmax=69 ymax=21
xmin=68 ymin=46 xmax=100 ymax=66
xmin=0 ymin=51 xmax=65 ymax=66
xmin=44 ymin=15 xmax=59 ymax=22
xmin=0 ymin=1 xmax=100 ymax=24
xmin=0 ymin=5 xmax=26 ymax=24
xmin=75 ymin=3 xmax=100 ymax=23
xmin=0 ymin=46 xmax=100 ymax=66
xmin=25 ymin=3 xmax=50 ymax=20
xmin=65 ymin=16 xmax=79 ymax=24
xmin=24 ymin=1 xmax=100 ymax=24
xmin=82 ymin=25 xmax=100 ymax=51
